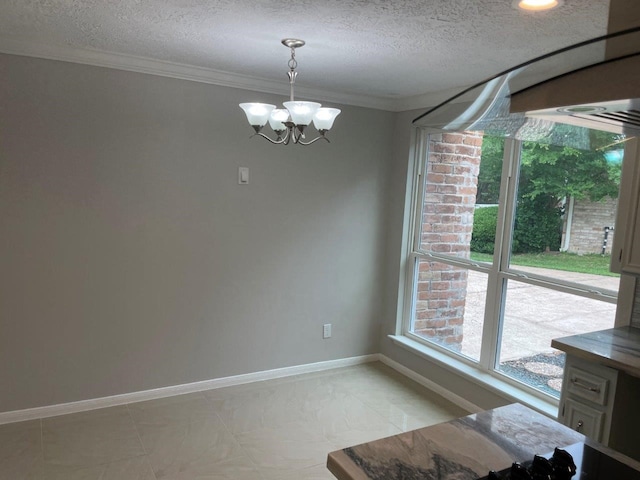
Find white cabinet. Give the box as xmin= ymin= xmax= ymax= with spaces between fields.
xmin=563 ymin=398 xmax=605 ymax=440
xmin=565 ymin=363 xmax=611 ymax=406
xmin=558 ymin=355 xmax=618 ymax=444
xmin=558 ymin=354 xmax=640 ymax=461
xmin=612 ymin=138 xmax=640 ymax=275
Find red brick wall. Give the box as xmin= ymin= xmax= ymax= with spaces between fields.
xmin=414 ymin=132 xmax=482 ymax=350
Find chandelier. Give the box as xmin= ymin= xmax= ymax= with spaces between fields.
xmin=239 ymin=39 xmax=341 ymax=145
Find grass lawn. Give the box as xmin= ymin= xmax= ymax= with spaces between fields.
xmin=470 ymin=251 xmax=619 ymax=277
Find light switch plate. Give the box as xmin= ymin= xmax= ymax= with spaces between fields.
xmin=238 ymin=167 xmax=249 ymax=184
xmin=323 ymin=323 xmax=332 ymax=339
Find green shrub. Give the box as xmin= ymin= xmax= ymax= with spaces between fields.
xmin=513 ymin=198 xmax=562 ymax=253
xmin=471 ymin=202 xmax=563 ymax=255
xmin=471 ymin=206 xmax=498 ymax=254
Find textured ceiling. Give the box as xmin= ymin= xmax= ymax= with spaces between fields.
xmin=0 ymin=0 xmax=611 ymax=109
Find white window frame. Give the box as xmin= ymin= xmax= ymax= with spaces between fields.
xmin=399 ymin=129 xmax=626 ymax=405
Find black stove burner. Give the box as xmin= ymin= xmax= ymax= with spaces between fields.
xmin=477 ymin=442 xmax=640 ymax=480
xmin=481 ymin=447 xmax=577 ymax=480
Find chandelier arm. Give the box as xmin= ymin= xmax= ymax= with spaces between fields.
xmin=291 ymin=126 xmax=304 ymax=144
xmin=296 ymin=135 xmax=330 ymax=146
xmin=251 ymin=132 xmax=288 ymax=145
xmin=282 ymin=128 xmax=292 ymax=145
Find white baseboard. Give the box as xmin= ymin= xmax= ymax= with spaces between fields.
xmin=0 ymin=352 xmax=482 ymax=425
xmin=0 ymin=354 xmax=379 ymax=425
xmin=378 ymin=354 xmax=483 ymax=414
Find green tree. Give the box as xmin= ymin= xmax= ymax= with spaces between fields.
xmin=473 ymin=127 xmax=623 ymax=253
xmin=475 ymin=136 xmax=504 ymax=205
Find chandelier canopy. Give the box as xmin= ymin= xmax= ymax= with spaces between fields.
xmin=239 ymin=39 xmax=341 ymax=146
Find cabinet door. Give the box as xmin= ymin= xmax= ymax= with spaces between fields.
xmin=563 ymin=398 xmax=605 ymax=442
xmin=617 ymin=139 xmax=640 ymax=275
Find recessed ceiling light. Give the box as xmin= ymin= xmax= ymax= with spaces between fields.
xmin=514 ymin=0 xmax=563 ymax=11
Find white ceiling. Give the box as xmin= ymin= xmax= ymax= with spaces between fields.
xmin=0 ymin=0 xmax=611 ymax=111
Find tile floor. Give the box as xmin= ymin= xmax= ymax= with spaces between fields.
xmin=0 ymin=361 xmax=469 ymax=480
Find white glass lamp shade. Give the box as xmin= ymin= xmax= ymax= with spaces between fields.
xmin=312 ymin=108 xmax=341 ymax=131
xmin=268 ymin=109 xmax=290 ymax=132
xmin=283 ymin=101 xmax=321 ymax=126
xmin=239 ymin=103 xmax=276 ymax=127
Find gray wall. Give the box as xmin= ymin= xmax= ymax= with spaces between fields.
xmin=0 ymin=53 xmax=395 ymax=412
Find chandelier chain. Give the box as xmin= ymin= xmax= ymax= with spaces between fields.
xmin=288 ymin=47 xmax=298 ymax=71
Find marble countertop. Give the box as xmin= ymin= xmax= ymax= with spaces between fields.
xmin=551 ymin=326 xmax=640 ymax=377
xmin=327 ymin=403 xmax=587 ymax=480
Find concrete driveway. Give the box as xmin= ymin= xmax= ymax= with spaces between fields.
xmin=461 ymin=266 xmax=619 ymax=362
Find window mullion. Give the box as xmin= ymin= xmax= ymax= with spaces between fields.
xmin=410 ymin=130 xmax=428 ymax=253
xmin=479 ymin=138 xmax=521 ymax=372
xmin=402 ymin=129 xmax=428 ymax=335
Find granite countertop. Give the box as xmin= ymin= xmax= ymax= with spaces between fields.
xmin=327 ymin=403 xmax=585 ymax=480
xmin=551 ymin=326 xmax=640 ymax=377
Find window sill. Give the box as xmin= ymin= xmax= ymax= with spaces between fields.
xmin=388 ymin=334 xmax=559 ymax=419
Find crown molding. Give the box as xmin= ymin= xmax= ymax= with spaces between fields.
xmin=0 ymin=38 xmax=412 ymax=111
xmin=391 ymin=86 xmax=470 ymax=113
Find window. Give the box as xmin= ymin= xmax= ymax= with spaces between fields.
xmin=404 ymin=127 xmax=623 ymax=399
